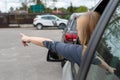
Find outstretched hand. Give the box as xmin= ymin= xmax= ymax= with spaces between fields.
xmin=20 ymin=33 xmax=30 ymax=47
xmin=108 ymin=67 xmax=116 ymax=74
xmin=20 ymin=33 xmax=53 ymax=47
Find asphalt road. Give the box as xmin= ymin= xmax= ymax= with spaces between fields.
xmin=0 ymin=28 xmax=62 ymax=80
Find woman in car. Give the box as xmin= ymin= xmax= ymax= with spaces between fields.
xmin=20 ymin=11 xmax=115 ymax=74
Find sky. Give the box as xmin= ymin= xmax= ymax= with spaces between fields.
xmin=0 ymin=0 xmax=100 ymax=12
xmin=46 ymin=0 xmax=99 ymax=9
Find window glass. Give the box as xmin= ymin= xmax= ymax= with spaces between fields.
xmin=48 ymin=16 xmax=56 ymax=20
xmin=66 ymin=19 xmax=74 ymax=31
xmin=70 ymin=19 xmax=77 ymax=31
xmin=41 ymin=16 xmax=48 ymax=20
xmin=66 ymin=19 xmax=72 ymax=28
xmin=86 ymin=3 xmax=120 ymax=80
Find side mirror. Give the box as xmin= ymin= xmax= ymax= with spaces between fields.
xmin=47 ymin=50 xmax=65 ymax=62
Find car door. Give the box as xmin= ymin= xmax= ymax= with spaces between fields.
xmin=41 ymin=15 xmax=55 ymax=26
xmin=40 ymin=16 xmax=50 ymax=26
xmin=47 ymin=15 xmax=57 ymax=26
xmin=78 ymin=0 xmax=120 ymax=80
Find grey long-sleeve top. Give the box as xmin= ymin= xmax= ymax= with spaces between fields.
xmin=43 ymin=41 xmax=101 ymax=66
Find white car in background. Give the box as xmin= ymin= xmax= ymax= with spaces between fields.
xmin=33 ymin=14 xmax=68 ymax=30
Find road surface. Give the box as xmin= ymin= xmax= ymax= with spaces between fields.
xmin=0 ymin=28 xmax=62 ymax=80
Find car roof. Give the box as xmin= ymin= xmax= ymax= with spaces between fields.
xmin=66 ymin=13 xmax=85 ymax=31
xmin=70 ymin=13 xmax=85 ymax=20
xmin=93 ymin=0 xmax=109 ymax=14
xmin=36 ymin=14 xmax=56 ymax=17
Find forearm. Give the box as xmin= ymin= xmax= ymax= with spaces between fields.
xmin=28 ymin=37 xmax=53 ymax=47
xmin=97 ymin=56 xmax=114 ymax=73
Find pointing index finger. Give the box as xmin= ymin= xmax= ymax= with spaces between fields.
xmin=20 ymin=33 xmax=25 ymax=37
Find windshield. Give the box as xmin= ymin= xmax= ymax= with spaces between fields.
xmin=70 ymin=19 xmax=77 ymax=31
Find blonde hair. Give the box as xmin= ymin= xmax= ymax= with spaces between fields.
xmin=77 ymin=11 xmax=100 ymax=46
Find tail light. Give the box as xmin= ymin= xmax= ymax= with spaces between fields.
xmin=65 ymin=33 xmax=78 ymax=42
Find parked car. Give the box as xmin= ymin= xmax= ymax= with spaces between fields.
xmin=47 ymin=0 xmax=120 ymax=80
xmin=62 ymin=13 xmax=85 ymax=44
xmin=33 ymin=14 xmax=68 ymax=30
xmin=60 ymin=13 xmax=85 ymax=67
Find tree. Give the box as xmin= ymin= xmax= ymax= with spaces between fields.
xmin=19 ymin=3 xmax=28 ymax=10
xmin=59 ymin=8 xmax=67 ymax=13
xmin=19 ymin=0 xmax=33 ymax=12
xmin=9 ymin=7 xmax=14 ymax=13
xmin=53 ymin=0 xmax=57 ymax=2
xmin=53 ymin=7 xmax=57 ymax=11
xmin=67 ymin=3 xmax=74 ymax=13
xmin=36 ymin=0 xmax=42 ymax=5
xmin=45 ymin=8 xmax=52 ymax=13
xmin=32 ymin=0 xmax=45 ymax=6
xmin=52 ymin=0 xmax=57 ymax=9
xmin=75 ymin=6 xmax=88 ymax=12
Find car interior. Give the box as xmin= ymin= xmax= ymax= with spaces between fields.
xmin=79 ymin=0 xmax=120 ymax=80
